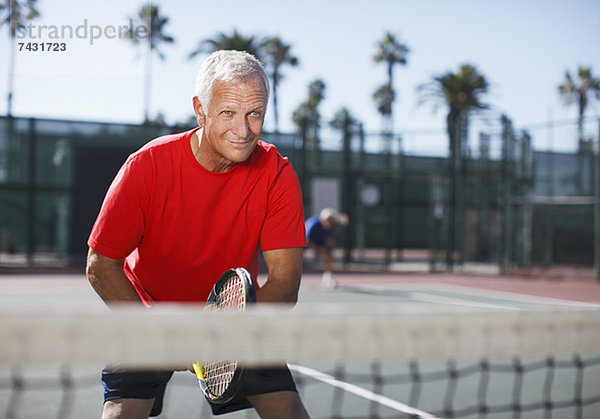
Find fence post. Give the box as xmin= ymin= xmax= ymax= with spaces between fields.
xmin=595 ymin=118 xmax=600 ymax=282
xmin=396 ymin=133 xmax=404 ymax=262
xmin=500 ymin=115 xmax=513 ymax=274
xmin=520 ymin=131 xmax=533 ymax=266
xmin=299 ymin=118 xmax=311 ymax=215
xmin=445 ymin=115 xmax=460 ymax=272
xmin=456 ymin=115 xmax=467 ymax=268
xmin=475 ymin=133 xmax=491 ymax=262
xmin=341 ymin=116 xmax=353 ymax=265
xmin=356 ymin=125 xmax=366 ymax=261
xmin=26 ymin=118 xmax=37 ymax=266
xmin=429 ymin=175 xmax=443 ymax=271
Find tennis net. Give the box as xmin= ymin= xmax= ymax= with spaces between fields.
xmin=1 ymin=302 xmax=599 ymax=418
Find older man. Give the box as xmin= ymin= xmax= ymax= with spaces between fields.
xmin=86 ymin=50 xmax=309 ymax=418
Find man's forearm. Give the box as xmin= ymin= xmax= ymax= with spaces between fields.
xmin=86 ymin=248 xmax=143 ymax=305
xmin=256 ymin=278 xmax=300 ymax=304
xmin=259 ymin=247 xmax=303 ymax=305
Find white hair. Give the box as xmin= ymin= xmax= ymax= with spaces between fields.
xmin=319 ymin=207 xmax=338 ymax=221
xmin=319 ymin=207 xmax=349 ymax=226
xmin=194 ymin=50 xmax=270 ymax=111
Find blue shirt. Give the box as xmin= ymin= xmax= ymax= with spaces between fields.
xmin=305 ymin=216 xmax=331 ymax=247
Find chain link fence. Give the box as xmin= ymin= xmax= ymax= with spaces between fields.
xmin=0 ymin=115 xmax=598 ymax=276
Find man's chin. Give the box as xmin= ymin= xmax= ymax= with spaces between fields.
xmin=227 ymin=142 xmax=257 ymax=160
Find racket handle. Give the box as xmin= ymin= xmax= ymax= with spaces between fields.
xmin=192 ymin=363 xmax=203 ymax=379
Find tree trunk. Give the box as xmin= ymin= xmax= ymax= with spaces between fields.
xmin=7 ymin=26 xmax=16 ymax=116
xmin=143 ymin=42 xmax=152 ymax=122
xmin=272 ymin=71 xmax=279 ymax=132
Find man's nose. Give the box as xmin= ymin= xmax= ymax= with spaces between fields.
xmin=231 ymin=115 xmax=249 ymax=138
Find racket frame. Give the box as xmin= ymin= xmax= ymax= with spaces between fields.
xmin=195 ymin=267 xmax=256 ymax=404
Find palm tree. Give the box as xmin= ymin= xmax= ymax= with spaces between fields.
xmin=373 ymin=32 xmax=409 ymax=133
xmin=558 ymin=66 xmax=600 ymax=145
xmin=418 ymin=64 xmax=490 ymax=156
xmin=292 ymin=79 xmax=326 ymax=204
xmin=126 ymin=3 xmax=174 ymax=123
xmin=330 ymin=107 xmax=357 ymax=131
xmin=260 ymin=37 xmax=298 ymax=132
xmin=417 ymin=63 xmax=490 ymax=270
xmin=292 ymin=79 xmax=326 ymax=143
xmin=307 ymin=79 xmax=326 ymax=105
xmin=0 ymin=0 xmax=40 ymax=116
xmin=188 ymin=29 xmax=263 ymax=59
xmin=372 ymin=84 xmax=394 ymax=122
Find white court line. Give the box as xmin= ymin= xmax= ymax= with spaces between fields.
xmin=423 ymin=283 xmax=600 ymax=308
xmin=352 ymin=282 xmax=600 ymax=309
xmin=408 ymin=292 xmax=522 ymax=311
xmin=289 ymin=364 xmax=440 ymax=419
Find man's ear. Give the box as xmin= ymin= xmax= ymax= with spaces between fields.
xmin=192 ymin=96 xmax=205 ymax=128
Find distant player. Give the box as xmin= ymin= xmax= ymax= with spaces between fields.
xmin=305 ymin=207 xmax=348 ymax=288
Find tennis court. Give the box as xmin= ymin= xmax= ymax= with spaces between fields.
xmin=1 ymin=268 xmax=599 ymax=418
xmin=294 ymin=271 xmax=600 ymax=418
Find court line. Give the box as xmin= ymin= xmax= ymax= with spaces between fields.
xmin=331 ymin=285 xmax=522 ymax=310
xmin=348 ymin=281 xmax=600 ymax=308
xmin=408 ymin=291 xmax=522 ymax=310
xmin=426 ymin=283 xmax=600 ymax=308
xmin=289 ymin=364 xmax=440 ymax=419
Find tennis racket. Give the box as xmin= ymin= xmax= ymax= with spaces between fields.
xmin=192 ymin=267 xmax=256 ymax=404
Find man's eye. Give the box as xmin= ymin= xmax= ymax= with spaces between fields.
xmin=221 ymin=110 xmax=232 ymax=116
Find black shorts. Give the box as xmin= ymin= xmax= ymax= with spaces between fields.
xmin=102 ymin=365 xmax=298 ymax=416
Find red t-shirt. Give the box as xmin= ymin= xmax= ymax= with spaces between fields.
xmin=88 ymin=128 xmax=305 ymax=305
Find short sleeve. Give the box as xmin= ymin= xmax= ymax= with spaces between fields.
xmin=260 ymin=162 xmax=306 ymax=251
xmin=87 ymin=154 xmax=150 ymax=259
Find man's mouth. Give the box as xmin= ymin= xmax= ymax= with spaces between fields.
xmin=228 ymin=138 xmax=251 ymax=148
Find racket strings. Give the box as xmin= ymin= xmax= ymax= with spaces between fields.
xmin=200 ymin=273 xmax=246 ymax=399
xmin=217 ymin=275 xmax=245 ymax=310
xmin=202 ymin=360 xmax=238 ymax=397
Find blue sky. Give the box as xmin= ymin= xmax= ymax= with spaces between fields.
xmin=1 ymin=0 xmax=599 ymax=154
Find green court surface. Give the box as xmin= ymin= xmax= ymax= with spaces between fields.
xmin=1 ymin=271 xmax=599 ymax=418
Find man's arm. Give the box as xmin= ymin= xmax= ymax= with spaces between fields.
xmin=258 ymin=247 xmax=303 ymax=304
xmin=86 ymin=248 xmax=143 ymax=305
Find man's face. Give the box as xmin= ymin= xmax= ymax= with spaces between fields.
xmin=321 ymin=216 xmax=335 ymax=230
xmin=194 ymin=73 xmax=268 ymax=173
